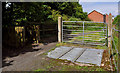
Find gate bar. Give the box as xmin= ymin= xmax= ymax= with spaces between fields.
xmin=63 ymin=25 xmax=107 ymax=28
xmin=62 ymin=21 xmax=104 ymax=23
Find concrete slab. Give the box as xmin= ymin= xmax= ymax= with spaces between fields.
xmin=47 ymin=46 xmax=104 ymax=66
xmin=47 ymin=46 xmax=73 ymax=59
xmin=76 ymin=49 xmax=104 ymax=66
xmin=59 ymin=48 xmax=86 ymax=62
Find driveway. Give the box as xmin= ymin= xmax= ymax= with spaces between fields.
xmin=2 ymin=42 xmax=57 ymax=71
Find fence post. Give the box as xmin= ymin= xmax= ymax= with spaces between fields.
xmin=108 ymin=13 xmax=113 ymax=70
xmin=118 ymin=6 xmax=120 ymax=72
xmin=58 ymin=17 xmax=62 ymax=42
xmin=108 ymin=13 xmax=112 ymax=49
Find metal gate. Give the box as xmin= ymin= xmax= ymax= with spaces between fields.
xmin=62 ymin=21 xmax=107 ymax=46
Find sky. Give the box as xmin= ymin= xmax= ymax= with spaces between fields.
xmin=79 ymin=0 xmax=120 ymax=2
xmin=79 ymin=2 xmax=119 ymax=17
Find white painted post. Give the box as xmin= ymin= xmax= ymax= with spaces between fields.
xmin=58 ymin=17 xmax=62 ymax=42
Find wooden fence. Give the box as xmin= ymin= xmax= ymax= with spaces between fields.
xmin=3 ymin=22 xmax=58 ymax=49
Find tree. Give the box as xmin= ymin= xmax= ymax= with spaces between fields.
xmin=113 ymin=15 xmax=120 ymax=25
xmin=2 ymin=2 xmax=89 ymax=48
xmin=45 ymin=2 xmax=88 ymax=21
xmin=2 ymin=2 xmax=88 ymax=26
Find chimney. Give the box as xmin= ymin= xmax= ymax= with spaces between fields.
xmin=109 ymin=13 xmax=112 ymax=15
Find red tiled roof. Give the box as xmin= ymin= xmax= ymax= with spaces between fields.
xmin=88 ymin=10 xmax=104 ymax=16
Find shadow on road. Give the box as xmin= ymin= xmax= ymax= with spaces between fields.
xmin=2 ymin=36 xmax=57 ymax=68
xmin=2 ymin=60 xmax=14 ymax=68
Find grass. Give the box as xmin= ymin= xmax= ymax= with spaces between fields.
xmin=55 ymin=43 xmax=107 ymax=50
xmin=56 ymin=43 xmax=67 ymax=47
xmin=63 ymin=24 xmax=107 ymax=45
xmin=35 ymin=58 xmax=106 ymax=71
xmin=65 ymin=31 xmax=106 ymax=44
xmin=34 ymin=69 xmax=46 ymax=71
xmin=42 ymin=47 xmax=57 ymax=55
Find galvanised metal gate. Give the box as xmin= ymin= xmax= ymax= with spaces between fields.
xmin=62 ymin=21 xmax=107 ymax=46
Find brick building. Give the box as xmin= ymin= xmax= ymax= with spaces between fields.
xmin=88 ymin=10 xmax=109 ymax=23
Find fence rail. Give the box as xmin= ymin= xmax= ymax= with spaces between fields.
xmin=112 ymin=28 xmax=120 ymax=32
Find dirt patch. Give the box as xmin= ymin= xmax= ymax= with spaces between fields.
xmin=101 ymin=49 xmax=116 ymax=71
xmin=2 ymin=42 xmax=57 ymax=70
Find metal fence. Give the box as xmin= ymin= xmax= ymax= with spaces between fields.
xmin=109 ymin=27 xmax=119 ymax=72
xmin=62 ymin=21 xmax=107 ymax=46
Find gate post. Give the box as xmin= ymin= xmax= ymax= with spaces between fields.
xmin=58 ymin=17 xmax=62 ymax=42
xmin=108 ymin=13 xmax=112 ymax=49
xmin=108 ymin=13 xmax=113 ymax=70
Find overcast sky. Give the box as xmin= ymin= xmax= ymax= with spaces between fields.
xmin=79 ymin=2 xmax=119 ymax=17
